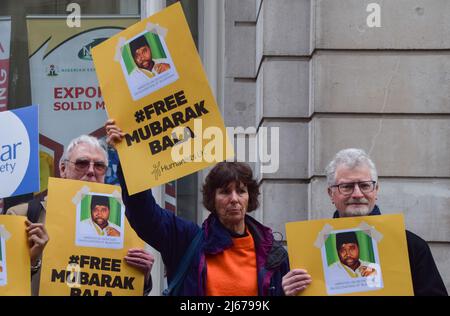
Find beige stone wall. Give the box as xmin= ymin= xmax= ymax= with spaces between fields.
xmin=223 ymin=0 xmax=450 ymax=293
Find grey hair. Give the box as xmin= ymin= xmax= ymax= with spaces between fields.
xmin=60 ymin=135 xmax=108 ymax=168
xmin=325 ymin=148 xmax=378 ymax=187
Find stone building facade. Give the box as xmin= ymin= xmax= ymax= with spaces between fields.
xmin=221 ymin=0 xmax=450 ymax=292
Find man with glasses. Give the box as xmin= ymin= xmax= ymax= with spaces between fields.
xmin=7 ymin=135 xmax=154 ymax=295
xmin=329 ymin=149 xmax=447 ymax=295
xmin=283 ymin=148 xmax=447 ymax=296
xmin=129 ymin=35 xmax=170 ymax=78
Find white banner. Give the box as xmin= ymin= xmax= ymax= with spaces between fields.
xmin=0 ymin=17 xmax=11 ymax=112
xmin=0 ymin=105 xmax=40 ymax=199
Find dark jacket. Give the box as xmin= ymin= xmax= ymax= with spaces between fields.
xmin=333 ymin=205 xmax=448 ymax=296
xmin=119 ymin=166 xmax=289 ymax=296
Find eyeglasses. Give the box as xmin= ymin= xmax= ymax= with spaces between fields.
xmin=330 ymin=181 xmax=376 ymax=195
xmin=65 ymin=159 xmax=108 ymax=174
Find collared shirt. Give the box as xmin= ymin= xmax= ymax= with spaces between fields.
xmin=78 ymin=218 xmax=121 ymax=237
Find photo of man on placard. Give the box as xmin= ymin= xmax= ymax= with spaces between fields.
xmin=329 ymin=231 xmax=377 ymax=278
xmin=75 ymin=194 xmax=125 ymax=249
xmin=78 ymin=195 xmax=121 ymax=237
xmin=119 ymin=31 xmax=179 ymax=101
xmin=322 ymin=229 xmax=383 ymax=295
xmin=130 ymin=35 xmax=171 ymax=77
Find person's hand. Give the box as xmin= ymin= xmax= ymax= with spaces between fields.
xmin=360 ymin=265 xmax=377 ymax=277
xmin=282 ymin=269 xmax=312 ymax=296
xmin=153 ymin=63 xmax=170 ymax=74
xmin=125 ymin=248 xmax=155 ymax=283
xmin=25 ymin=219 xmax=49 ymax=266
xmin=105 ymin=226 xmax=120 ymax=237
xmin=105 ymin=119 xmax=125 ymax=149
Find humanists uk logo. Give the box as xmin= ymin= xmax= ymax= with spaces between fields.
xmin=0 ymin=105 xmax=39 ymax=198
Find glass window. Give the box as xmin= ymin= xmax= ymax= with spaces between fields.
xmin=1 ymin=0 xmax=140 ymax=109
xmin=176 ymin=174 xmax=198 ymax=223
xmin=167 ymin=0 xmax=198 ymax=47
xmin=1 ymin=0 xmax=201 ymax=224
xmin=1 ymin=0 xmax=139 ymax=209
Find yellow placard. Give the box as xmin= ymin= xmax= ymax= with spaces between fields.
xmin=27 ymin=16 xmax=139 ymax=194
xmin=0 ymin=215 xmax=31 ymax=296
xmin=92 ymin=2 xmax=234 ymax=195
xmin=39 ymin=177 xmax=145 ymax=296
xmin=286 ymin=214 xmax=414 ymax=296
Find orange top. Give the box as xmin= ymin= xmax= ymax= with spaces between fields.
xmin=205 ymin=231 xmax=258 ymax=296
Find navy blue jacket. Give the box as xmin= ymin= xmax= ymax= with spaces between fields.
xmin=118 ymin=166 xmax=289 ymax=296
xmin=333 ymin=206 xmax=448 ymax=296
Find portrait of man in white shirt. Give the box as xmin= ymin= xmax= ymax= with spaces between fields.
xmin=78 ymin=195 xmax=121 ymax=237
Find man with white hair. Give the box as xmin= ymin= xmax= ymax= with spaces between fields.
xmin=326 ymin=148 xmax=446 ymax=295
xmin=8 ymin=135 xmax=154 ymax=295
